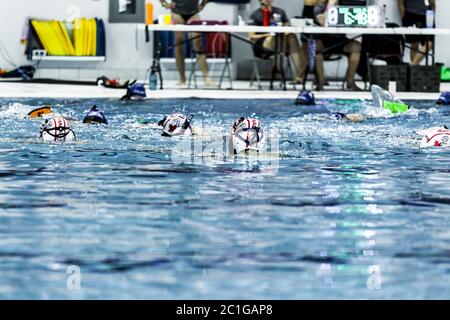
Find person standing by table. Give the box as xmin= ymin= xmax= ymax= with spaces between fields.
xmin=397 ymin=0 xmax=436 ymax=65
xmin=248 ymin=0 xmax=307 ymax=84
xmin=303 ymin=0 xmax=321 ymax=19
xmin=313 ymin=0 xmax=363 ymax=91
xmin=160 ymin=0 xmax=214 ymax=86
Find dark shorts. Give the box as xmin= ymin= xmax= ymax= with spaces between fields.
xmin=301 ymin=5 xmax=315 ymax=42
xmin=402 ymin=11 xmax=434 ymax=44
xmin=172 ymin=10 xmax=198 ymax=23
xmin=318 ymin=35 xmax=351 ymax=55
xmin=253 ymin=38 xmax=273 ymax=59
xmin=302 ymin=5 xmax=315 ymax=19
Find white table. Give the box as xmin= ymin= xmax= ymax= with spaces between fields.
xmin=145 ymin=24 xmax=450 ymax=36
xmin=145 ymin=24 xmax=448 ymax=89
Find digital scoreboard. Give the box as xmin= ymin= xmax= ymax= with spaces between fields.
xmin=326 ymin=6 xmax=384 ymax=28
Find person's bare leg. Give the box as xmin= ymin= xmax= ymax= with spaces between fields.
xmin=412 ymin=41 xmax=433 ymax=65
xmin=172 ymin=13 xmax=187 ymax=85
xmin=343 ymin=40 xmax=361 ymax=89
xmin=409 ymin=42 xmax=419 ymax=63
xmin=263 ymin=35 xmax=276 ymax=51
xmin=315 ymin=39 xmax=326 ymax=90
xmin=187 ymin=14 xmax=213 ymax=85
xmin=191 ymin=32 xmax=213 ymax=84
xmin=299 ymin=41 xmax=309 ymax=81
xmin=285 ymin=33 xmax=305 ymax=81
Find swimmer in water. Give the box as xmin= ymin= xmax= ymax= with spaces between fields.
xmin=333 ymin=112 xmax=367 ymax=122
xmin=39 ymin=115 xmax=76 ymax=142
xmin=120 ymin=83 xmax=146 ymax=101
xmin=82 ymin=105 xmax=108 ymax=125
xmin=334 ymin=85 xmax=410 ymax=122
xmin=416 ymin=125 xmax=450 ymax=148
xmin=295 ymin=91 xmax=315 ymax=106
xmin=157 ymin=113 xmax=194 ymax=137
xmin=436 ymin=92 xmax=450 ymax=105
xmin=371 ymin=85 xmax=410 ymax=113
xmin=228 ymin=117 xmax=265 ymax=155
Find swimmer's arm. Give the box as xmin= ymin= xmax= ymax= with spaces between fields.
xmin=346 ymin=113 xmax=367 ymax=123
xmin=192 ymin=127 xmax=206 ymax=137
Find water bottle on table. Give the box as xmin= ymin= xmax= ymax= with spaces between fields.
xmin=426 ymin=10 xmax=434 ymax=29
xmin=149 ymin=67 xmax=158 ymax=90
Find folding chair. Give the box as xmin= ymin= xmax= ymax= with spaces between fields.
xmin=249 ymin=37 xmax=297 ymax=90
xmin=363 ymin=23 xmax=406 ymax=88
xmin=303 ymin=37 xmax=350 ymax=90
xmin=250 ymin=53 xmax=297 ymax=90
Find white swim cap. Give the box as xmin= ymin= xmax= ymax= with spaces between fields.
xmin=158 ymin=113 xmax=193 ymax=137
xmin=39 ymin=116 xmax=76 ymax=142
xmin=417 ymin=126 xmax=450 ymax=148
xmin=231 ymin=117 xmax=265 ymax=155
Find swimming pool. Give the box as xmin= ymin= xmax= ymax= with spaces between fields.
xmin=1 ymin=97 xmax=449 ymax=299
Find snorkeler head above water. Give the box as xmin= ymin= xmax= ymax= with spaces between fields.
xmin=436 ymin=92 xmax=450 ymax=105
xmin=158 ymin=113 xmax=194 ymax=137
xmin=417 ymin=125 xmax=450 ymax=148
xmin=229 ymin=117 xmax=265 ymax=155
xmin=120 ymin=83 xmax=146 ymax=101
xmin=82 ymin=105 xmax=108 ymax=125
xmin=295 ymin=91 xmax=315 ymax=106
xmin=39 ymin=115 xmax=76 ymax=142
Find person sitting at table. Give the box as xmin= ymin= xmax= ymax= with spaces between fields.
xmin=313 ymin=0 xmax=363 ymax=91
xmin=160 ymin=0 xmax=214 ymax=86
xmin=248 ymin=0 xmax=307 ymax=84
xmin=397 ymin=0 xmax=436 ymax=65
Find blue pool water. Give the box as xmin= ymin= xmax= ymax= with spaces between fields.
xmin=0 ymin=97 xmax=449 ymax=299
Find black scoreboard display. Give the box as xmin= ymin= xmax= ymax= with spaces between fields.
xmin=326 ymin=6 xmax=384 ymax=28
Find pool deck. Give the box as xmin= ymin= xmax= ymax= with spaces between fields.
xmin=0 ymin=80 xmax=448 ymax=100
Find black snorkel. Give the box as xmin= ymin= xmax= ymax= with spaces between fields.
xmin=182 ymin=114 xmax=194 ymax=130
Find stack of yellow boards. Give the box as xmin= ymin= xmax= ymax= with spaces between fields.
xmin=31 ymin=18 xmax=97 ymax=56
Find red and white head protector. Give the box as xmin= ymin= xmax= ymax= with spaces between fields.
xmin=40 ymin=116 xmax=76 ymax=142
xmin=417 ymin=126 xmax=450 ymax=148
xmin=231 ymin=117 xmax=265 ymax=154
xmin=158 ymin=113 xmax=193 ymax=137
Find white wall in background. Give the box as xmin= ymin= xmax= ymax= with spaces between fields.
xmin=0 ymin=0 xmax=236 ymax=80
xmin=0 ymin=0 xmax=449 ymax=81
xmin=434 ymin=0 xmax=450 ymax=66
